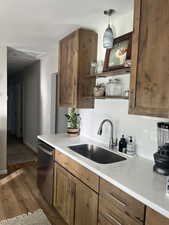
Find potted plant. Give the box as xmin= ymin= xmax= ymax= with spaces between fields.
xmin=65 ymin=108 xmax=80 ymax=136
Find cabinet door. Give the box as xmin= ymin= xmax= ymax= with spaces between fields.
xmin=74 ymin=180 xmax=98 ymax=225
xmin=77 ymin=29 xmax=97 ymax=108
xmin=129 ymin=0 xmax=169 ymax=118
xmin=53 ymin=164 xmax=76 ymax=225
xmin=59 ymin=31 xmax=78 ymax=107
xmin=146 ymin=208 xmax=169 ymax=225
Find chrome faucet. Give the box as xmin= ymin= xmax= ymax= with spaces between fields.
xmin=97 ymin=119 xmax=116 ymax=150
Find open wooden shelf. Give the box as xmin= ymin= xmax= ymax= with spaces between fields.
xmin=85 ymin=67 xmax=131 ymax=78
xmin=95 ymin=96 xmax=129 ymax=100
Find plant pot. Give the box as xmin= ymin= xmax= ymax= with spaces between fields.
xmin=67 ymin=128 xmax=80 ymax=137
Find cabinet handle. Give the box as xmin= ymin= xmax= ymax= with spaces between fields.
xmin=105 ymin=192 xmax=127 ymax=208
xmin=104 ymin=212 xmax=122 ymax=225
xmin=38 ymin=146 xmax=53 ymax=156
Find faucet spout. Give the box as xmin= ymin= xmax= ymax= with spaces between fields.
xmin=97 ymin=119 xmax=116 ymax=150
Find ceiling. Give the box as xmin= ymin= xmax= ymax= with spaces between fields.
xmin=7 ymin=47 xmax=39 ymax=74
xmin=0 ymin=0 xmax=133 ymax=53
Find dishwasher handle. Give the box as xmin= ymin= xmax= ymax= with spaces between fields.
xmin=38 ymin=145 xmax=53 ymax=156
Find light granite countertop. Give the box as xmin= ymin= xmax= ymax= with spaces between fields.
xmin=38 ymin=133 xmax=169 ymax=219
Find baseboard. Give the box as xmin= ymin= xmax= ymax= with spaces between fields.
xmin=23 ymin=141 xmax=38 ymax=154
xmin=0 ymin=169 xmax=8 ymax=175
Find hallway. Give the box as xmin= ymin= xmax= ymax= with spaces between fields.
xmin=7 ymin=135 xmax=37 ymax=166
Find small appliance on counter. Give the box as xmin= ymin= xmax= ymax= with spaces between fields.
xmin=154 ymin=122 xmax=169 ymax=176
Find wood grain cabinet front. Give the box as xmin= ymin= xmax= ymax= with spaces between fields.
xmin=59 ymin=28 xmax=98 ymax=108
xmin=145 ymin=207 xmax=169 ymax=225
xmin=53 ymin=163 xmax=98 ymax=225
xmin=53 ymin=163 xmax=76 ymax=225
xmin=54 ymin=149 xmax=99 ymax=192
xmin=74 ymin=180 xmax=98 ymax=225
xmin=99 ymin=178 xmax=146 ymax=225
xmin=129 ymin=0 xmax=169 ymax=118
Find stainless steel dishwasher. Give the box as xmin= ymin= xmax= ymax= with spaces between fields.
xmin=37 ymin=140 xmax=54 ymax=205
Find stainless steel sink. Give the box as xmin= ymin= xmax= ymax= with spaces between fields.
xmin=68 ymin=144 xmax=126 ymax=164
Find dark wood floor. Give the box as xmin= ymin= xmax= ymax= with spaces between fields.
xmin=7 ymin=134 xmax=37 ymax=166
xmin=0 ymin=166 xmax=66 ymax=225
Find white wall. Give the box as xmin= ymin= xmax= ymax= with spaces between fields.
xmin=22 ymin=61 xmax=40 ymax=152
xmin=40 ymin=46 xmax=67 ymax=135
xmin=79 ymin=11 xmax=169 ymax=161
xmin=0 ymin=45 xmax=7 ymax=173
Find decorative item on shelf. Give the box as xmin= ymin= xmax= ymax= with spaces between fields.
xmin=96 ymin=60 xmax=104 ymax=73
xmin=93 ymin=83 xmax=105 ymax=97
xmin=124 ymin=59 xmax=131 ymax=68
xmin=65 ymin=108 xmax=80 ymax=137
xmin=103 ymin=32 xmax=132 ymax=72
xmin=90 ymin=61 xmax=97 ymax=75
xmin=124 ymin=89 xmax=130 ymax=97
xmin=103 ymin=9 xmax=115 ymax=49
xmin=106 ymin=78 xmax=123 ymax=96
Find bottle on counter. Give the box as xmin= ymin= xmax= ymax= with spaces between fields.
xmin=127 ymin=136 xmax=136 ymax=156
xmin=119 ymin=135 xmax=127 ymax=153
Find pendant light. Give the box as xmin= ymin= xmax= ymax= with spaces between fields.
xmin=103 ymin=9 xmax=115 ymax=49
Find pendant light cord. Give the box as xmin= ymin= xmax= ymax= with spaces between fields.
xmin=108 ymin=13 xmax=111 ymax=28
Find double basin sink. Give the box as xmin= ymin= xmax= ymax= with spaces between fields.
xmin=69 ymin=144 xmax=126 ymax=164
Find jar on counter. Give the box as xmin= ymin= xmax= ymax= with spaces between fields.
xmin=106 ymin=78 xmax=123 ymax=96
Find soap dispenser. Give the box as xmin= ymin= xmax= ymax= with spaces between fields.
xmin=127 ymin=136 xmax=136 ymax=156
xmin=119 ymin=135 xmax=127 ymax=153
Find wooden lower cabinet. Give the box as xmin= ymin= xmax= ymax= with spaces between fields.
xmin=99 ymin=178 xmax=145 ymax=225
xmin=53 ymin=163 xmax=98 ymax=225
xmin=98 ymin=214 xmax=115 ymax=225
xmin=75 ymin=180 xmax=98 ymax=225
xmin=53 ymin=163 xmax=76 ymax=225
xmin=53 ymin=157 xmax=169 ymax=225
xmin=54 ymin=149 xmax=99 ymax=192
xmin=145 ymin=207 xmax=169 ymax=225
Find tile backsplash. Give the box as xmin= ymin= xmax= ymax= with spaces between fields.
xmin=80 ymin=97 xmax=169 ymax=160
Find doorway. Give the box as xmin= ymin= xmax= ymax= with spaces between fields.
xmin=7 ymin=47 xmax=40 ymax=168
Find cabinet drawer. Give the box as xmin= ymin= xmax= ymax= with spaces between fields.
xmin=54 ymin=149 xmax=99 ymax=192
xmin=99 ymin=200 xmax=142 ymax=225
xmin=145 ymin=207 xmax=169 ymax=225
xmin=100 ymin=178 xmax=145 ymax=224
xmin=99 ymin=213 xmax=118 ymax=225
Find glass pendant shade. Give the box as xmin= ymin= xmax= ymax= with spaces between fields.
xmin=103 ymin=9 xmax=114 ymax=49
xmin=103 ymin=25 xmax=114 ymax=49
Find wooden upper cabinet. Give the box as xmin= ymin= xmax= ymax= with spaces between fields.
xmin=59 ymin=31 xmax=78 ymax=107
xmin=59 ymin=28 xmax=98 ymax=108
xmin=145 ymin=207 xmax=169 ymax=225
xmin=129 ymin=0 xmax=169 ymax=118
